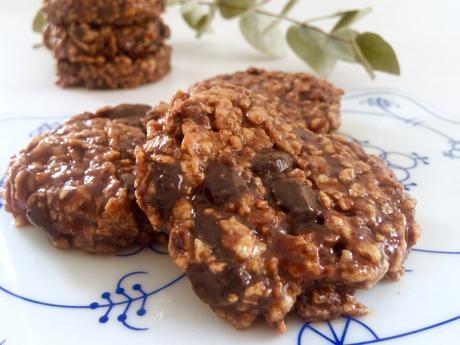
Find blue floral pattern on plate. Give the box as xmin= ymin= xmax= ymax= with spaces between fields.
xmin=0 ymin=90 xmax=459 ymax=344
xmin=0 ymin=268 xmax=185 ymax=331
xmin=298 ymin=315 xmax=460 ymax=345
xmin=343 ymin=91 xmax=460 ymax=160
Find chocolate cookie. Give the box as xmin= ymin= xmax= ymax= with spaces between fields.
xmin=44 ymin=20 xmax=170 ymax=63
xmin=3 ymin=104 xmax=158 ymax=254
xmin=196 ymin=67 xmax=343 ymax=133
xmin=56 ymin=44 xmax=171 ymax=89
xmin=43 ymin=0 xmax=165 ymax=26
xmin=135 ymin=83 xmax=419 ymax=332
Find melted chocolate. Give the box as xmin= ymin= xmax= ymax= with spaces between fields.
xmin=97 ymin=104 xmax=151 ymax=128
xmin=270 ymin=178 xmax=321 ymax=221
xmin=203 ymin=162 xmax=247 ymax=205
xmin=187 ymin=264 xmax=251 ymax=305
xmin=146 ymin=163 xmax=184 ymax=218
xmin=251 ymin=149 xmax=294 ymax=178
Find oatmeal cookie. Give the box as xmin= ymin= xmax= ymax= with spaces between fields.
xmin=196 ymin=67 xmax=343 ymax=133
xmin=43 ymin=0 xmax=165 ymax=26
xmin=44 ymin=20 xmax=170 ymax=64
xmin=3 ymin=104 xmax=158 ymax=254
xmin=135 ymin=83 xmax=419 ymax=332
xmin=56 ymin=44 xmax=171 ymax=89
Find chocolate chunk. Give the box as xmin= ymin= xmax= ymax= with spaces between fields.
xmin=270 ymin=177 xmax=321 ymax=221
xmin=98 ymin=104 xmax=151 ymax=122
xmin=293 ymin=128 xmax=317 ymax=142
xmin=298 ymin=91 xmax=312 ymax=101
xmin=252 ymin=149 xmax=294 ymax=178
xmin=26 ymin=207 xmax=54 ymax=234
xmin=203 ymin=162 xmax=247 ymax=205
xmin=148 ymin=163 xmax=183 ymax=218
xmin=193 ymin=210 xmax=222 ymax=251
xmin=26 ymin=206 xmax=76 ymax=243
xmin=187 ymin=264 xmax=251 ymax=305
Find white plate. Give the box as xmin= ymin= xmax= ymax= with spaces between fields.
xmin=1 ymin=90 xmax=460 ymax=345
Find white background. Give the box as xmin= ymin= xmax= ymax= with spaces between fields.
xmin=0 ymin=0 xmax=459 ymax=116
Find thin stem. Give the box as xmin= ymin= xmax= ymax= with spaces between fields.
xmin=197 ymin=0 xmax=351 ymax=45
xmin=197 ymin=0 xmax=302 ymax=24
xmin=250 ymin=6 xmax=303 ymax=25
xmin=304 ymin=12 xmax=342 ymax=23
xmin=262 ymin=0 xmax=298 ymax=34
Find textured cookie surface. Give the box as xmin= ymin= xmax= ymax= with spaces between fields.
xmin=197 ymin=67 xmax=343 ymax=133
xmin=135 ymin=83 xmax=419 ymax=331
xmin=56 ymin=44 xmax=171 ymax=89
xmin=44 ymin=20 xmax=170 ymax=63
xmin=43 ymin=0 xmax=164 ymax=25
xmin=3 ymin=104 xmax=157 ymax=254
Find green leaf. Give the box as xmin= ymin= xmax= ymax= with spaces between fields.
xmin=325 ymin=29 xmax=358 ymax=63
xmin=350 ymin=35 xmax=375 ymax=79
xmin=32 ymin=9 xmax=45 ymax=33
xmin=286 ymin=25 xmax=336 ymax=77
xmin=181 ymin=1 xmax=216 ymax=37
xmin=239 ymin=13 xmax=287 ymax=58
xmin=332 ymin=7 xmax=371 ymax=33
xmin=280 ymin=0 xmax=300 ymax=16
xmin=355 ymin=32 xmax=400 ymax=75
xmin=182 ymin=2 xmax=206 ymax=29
xmin=218 ymin=0 xmax=255 ymax=19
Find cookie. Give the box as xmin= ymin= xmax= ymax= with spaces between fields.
xmin=196 ymin=67 xmax=343 ymax=133
xmin=3 ymin=104 xmax=159 ymax=254
xmin=56 ymin=44 xmax=171 ymax=89
xmin=44 ymin=20 xmax=170 ymax=64
xmin=135 ymin=83 xmax=419 ymax=332
xmin=43 ymin=0 xmax=165 ymax=25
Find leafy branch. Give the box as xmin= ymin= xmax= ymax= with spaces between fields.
xmin=169 ymin=0 xmax=400 ymax=79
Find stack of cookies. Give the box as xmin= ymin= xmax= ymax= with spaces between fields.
xmin=42 ymin=0 xmax=171 ymax=89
